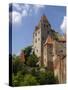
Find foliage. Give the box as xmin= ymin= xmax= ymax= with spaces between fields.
xmin=11 ymin=46 xmax=58 ymax=86
xmin=26 ymin=53 xmax=38 ymax=67
xmin=21 ymin=74 xmax=39 ymax=86
xmin=12 ymin=56 xmax=24 ymax=74
xmin=12 ymin=72 xmax=24 ymax=86
xmin=23 ymin=46 xmax=32 ymax=57
xmin=37 ymin=71 xmax=57 ymax=85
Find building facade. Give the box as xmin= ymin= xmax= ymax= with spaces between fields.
xmin=32 ymin=15 xmax=66 ymax=83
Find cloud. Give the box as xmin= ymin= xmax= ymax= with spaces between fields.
xmin=13 ymin=3 xmax=22 ymax=11
xmin=9 ymin=4 xmax=45 ymax=24
xmin=9 ymin=4 xmax=30 ymax=24
xmin=60 ymin=16 xmax=66 ymax=34
xmin=9 ymin=11 xmax=22 ymax=24
xmin=22 ymin=9 xmax=27 ymax=16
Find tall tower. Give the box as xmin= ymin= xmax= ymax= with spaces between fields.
xmin=33 ymin=15 xmax=51 ymax=66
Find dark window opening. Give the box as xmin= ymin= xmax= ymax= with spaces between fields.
xmin=38 ymin=38 xmax=40 ymax=41
xmin=37 ymin=49 xmax=38 ymax=52
xmin=35 ymin=39 xmax=37 ymax=43
xmin=35 ymin=33 xmax=37 ymax=36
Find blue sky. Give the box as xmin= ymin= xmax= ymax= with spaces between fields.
xmin=9 ymin=4 xmax=66 ymax=55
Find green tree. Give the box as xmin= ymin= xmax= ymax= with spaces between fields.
xmin=26 ymin=54 xmax=38 ymax=67
xmin=37 ymin=71 xmax=58 ymax=85
xmin=12 ymin=72 xmax=24 ymax=86
xmin=21 ymin=74 xmax=39 ymax=86
xmin=12 ymin=56 xmax=24 ymax=74
xmin=23 ymin=46 xmax=32 ymax=57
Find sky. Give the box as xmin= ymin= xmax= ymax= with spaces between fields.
xmin=9 ymin=3 xmax=66 ymax=55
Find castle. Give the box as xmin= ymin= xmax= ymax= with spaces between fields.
xmin=32 ymin=15 xmax=66 ymax=84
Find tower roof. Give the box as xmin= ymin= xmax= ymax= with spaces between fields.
xmin=44 ymin=35 xmax=53 ymax=45
xmin=41 ymin=15 xmax=49 ymax=22
xmin=41 ymin=15 xmax=48 ymax=20
xmin=40 ymin=15 xmax=51 ymax=27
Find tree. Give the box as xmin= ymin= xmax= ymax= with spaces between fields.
xmin=12 ymin=72 xmax=24 ymax=86
xmin=23 ymin=46 xmax=32 ymax=57
xmin=26 ymin=53 xmax=38 ymax=67
xmin=21 ymin=74 xmax=39 ymax=86
xmin=12 ymin=56 xmax=24 ymax=74
xmin=37 ymin=71 xmax=58 ymax=85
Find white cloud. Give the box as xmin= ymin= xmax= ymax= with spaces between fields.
xmin=60 ymin=16 xmax=66 ymax=33
xmin=22 ymin=9 xmax=28 ymax=16
xmin=23 ymin=4 xmax=30 ymax=11
xmin=9 ymin=4 xmax=30 ymax=24
xmin=9 ymin=4 xmax=45 ymax=24
xmin=10 ymin=11 xmax=22 ymax=24
xmin=13 ymin=3 xmax=22 ymax=11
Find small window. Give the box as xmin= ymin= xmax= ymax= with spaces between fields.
xmin=35 ymin=39 xmax=37 ymax=43
xmin=38 ymin=38 xmax=40 ymax=41
xmin=60 ymin=50 xmax=63 ymax=52
xmin=38 ymin=31 xmax=40 ymax=34
xmin=44 ymin=24 xmax=45 ymax=27
xmin=47 ymin=31 xmax=49 ymax=34
xmin=35 ymin=33 xmax=37 ymax=36
xmin=46 ymin=24 xmax=49 ymax=28
xmin=37 ymin=49 xmax=38 ymax=52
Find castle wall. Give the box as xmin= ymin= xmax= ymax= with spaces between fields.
xmin=53 ymin=41 xmax=66 ymax=83
xmin=47 ymin=44 xmax=54 ymax=71
xmin=43 ymin=45 xmax=48 ymax=67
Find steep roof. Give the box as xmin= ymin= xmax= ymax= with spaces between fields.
xmin=44 ymin=35 xmax=53 ymax=45
xmin=41 ymin=15 xmax=49 ymax=22
xmin=41 ymin=15 xmax=51 ymax=26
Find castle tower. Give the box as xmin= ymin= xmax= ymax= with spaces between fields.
xmin=33 ymin=15 xmax=51 ymax=66
xmin=43 ymin=35 xmax=54 ymax=71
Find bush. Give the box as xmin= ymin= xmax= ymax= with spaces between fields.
xmin=21 ymin=74 xmax=39 ymax=86
xmin=26 ymin=54 xmax=38 ymax=67
xmin=12 ymin=72 xmax=24 ymax=86
xmin=37 ymin=71 xmax=57 ymax=85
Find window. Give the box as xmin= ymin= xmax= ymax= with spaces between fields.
xmin=44 ymin=24 xmax=45 ymax=27
xmin=35 ymin=33 xmax=37 ymax=36
xmin=46 ymin=24 xmax=49 ymax=28
xmin=38 ymin=31 xmax=40 ymax=34
xmin=38 ymin=38 xmax=40 ymax=41
xmin=47 ymin=31 xmax=49 ymax=34
xmin=37 ymin=49 xmax=38 ymax=52
xmin=35 ymin=39 xmax=37 ymax=43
